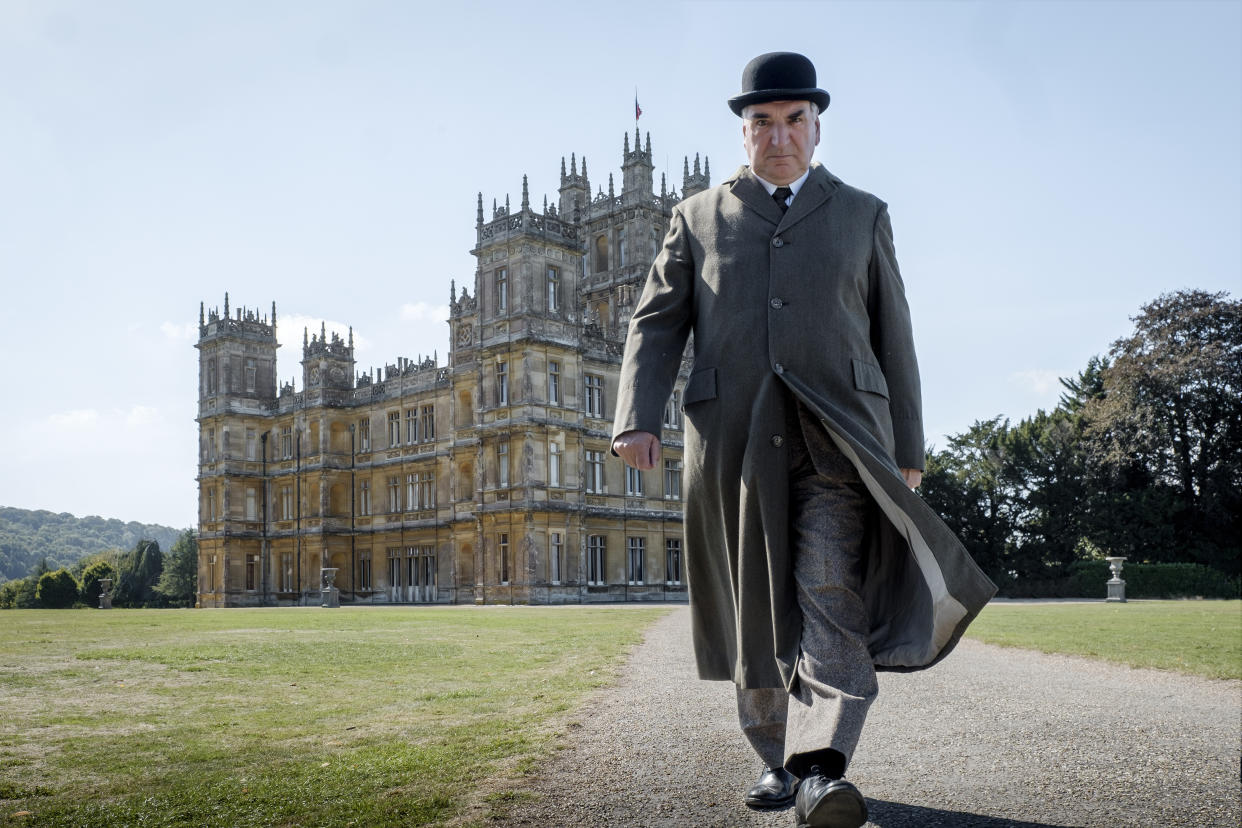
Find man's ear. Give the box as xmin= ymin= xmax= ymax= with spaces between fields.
xmin=814 ymin=117 xmax=821 ymax=146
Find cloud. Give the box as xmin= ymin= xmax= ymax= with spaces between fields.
xmin=276 ymin=313 xmax=369 ymax=354
xmin=400 ymin=302 xmax=449 ymax=323
xmin=160 ymin=321 xmax=198 ymax=341
xmin=48 ymin=409 xmax=99 ymax=430
xmin=124 ymin=406 xmax=161 ymax=427
xmin=1008 ymin=369 xmax=1063 ymax=395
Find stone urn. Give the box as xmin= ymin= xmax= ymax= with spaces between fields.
xmin=1105 ymin=557 xmax=1127 ymax=603
xmin=98 ymin=578 xmax=113 ymax=610
xmin=320 ymin=567 xmax=340 ymax=608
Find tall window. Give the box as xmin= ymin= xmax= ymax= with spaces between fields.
xmin=205 ymin=428 xmax=216 ymax=462
xmin=359 ymin=551 xmax=372 ymax=591
xmin=498 ymin=441 xmax=510 ymax=488
xmin=245 ymin=358 xmax=257 ymax=392
xmin=387 ymin=548 xmax=401 ymax=599
xmin=406 ymin=473 xmax=416 ymax=510
xmin=280 ymin=552 xmax=293 ymax=592
xmin=358 ymin=418 xmax=371 ymax=452
xmin=359 ymin=480 xmax=371 ymax=516
xmin=594 ymin=235 xmax=608 ymax=272
xmin=206 ymin=359 xmax=218 ymax=394
xmin=387 ymin=475 xmax=401 ymax=513
xmin=281 ymin=425 xmax=293 ymax=459
xmin=585 ymin=374 xmax=604 ymax=418
xmin=421 ymin=405 xmax=435 ymax=441
xmin=627 ymin=537 xmax=645 ymax=585
xmin=550 ymin=531 xmax=563 ymax=584
xmin=548 ymin=360 xmax=561 ymax=404
xmin=499 ymin=533 xmax=510 ymax=584
xmin=388 ymin=412 xmax=401 ymax=447
xmin=547 ymin=266 xmax=560 ymax=311
xmin=246 ymin=428 xmax=257 ymax=460
xmin=548 ymin=443 xmax=561 ymax=488
xmin=496 ymin=361 xmax=509 ymax=405
xmin=587 ymin=535 xmax=606 ymax=585
xmin=585 ymin=450 xmax=605 ymax=493
xmin=222 ymin=430 xmax=231 ymax=458
xmin=245 ymin=487 xmax=257 ymax=521
xmin=207 ymin=487 xmax=218 ymax=521
xmin=663 ymin=390 xmax=683 ymax=429
xmin=626 ymin=466 xmax=644 ymax=496
xmin=666 ymin=538 xmax=683 ymax=585
xmin=405 ymin=408 xmax=418 ymax=444
xmin=495 ymin=267 xmax=508 ymax=312
xmin=618 ymin=225 xmax=628 ymax=267
xmin=664 ymin=459 xmax=682 ymax=501
xmin=280 ymin=486 xmax=293 ymax=520
xmin=245 ymin=553 xmax=258 ymax=590
xmin=417 ymin=472 xmax=435 ymax=509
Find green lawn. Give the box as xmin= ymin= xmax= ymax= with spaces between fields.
xmin=0 ymin=605 xmax=670 ymax=827
xmin=966 ymin=600 xmax=1242 ymax=680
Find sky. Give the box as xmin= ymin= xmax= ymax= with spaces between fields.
xmin=1 ymin=0 xmax=1239 ymax=529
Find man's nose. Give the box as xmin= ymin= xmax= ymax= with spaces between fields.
xmin=770 ymin=123 xmax=790 ymax=146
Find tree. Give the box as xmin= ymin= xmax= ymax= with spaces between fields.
xmin=156 ymin=530 xmax=198 ymax=607
xmin=0 ymin=577 xmax=37 ymax=609
xmin=36 ymin=569 xmax=79 ymax=609
xmin=1082 ymin=290 xmax=1241 ymax=572
xmin=921 ymin=417 xmax=1020 ymax=584
xmin=113 ymin=540 xmax=165 ymax=607
xmin=80 ymin=560 xmax=118 ymax=608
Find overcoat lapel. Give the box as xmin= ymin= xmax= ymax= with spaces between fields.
xmin=725 ymin=165 xmax=841 ymax=229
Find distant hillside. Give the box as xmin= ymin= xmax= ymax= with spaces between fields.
xmin=0 ymin=507 xmax=187 ymax=583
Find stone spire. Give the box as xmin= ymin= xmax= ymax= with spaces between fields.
xmin=521 ymin=174 xmax=529 ymax=211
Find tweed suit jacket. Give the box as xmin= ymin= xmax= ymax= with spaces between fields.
xmin=612 ymin=163 xmax=996 ymax=690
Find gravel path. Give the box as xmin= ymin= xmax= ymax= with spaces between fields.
xmin=499 ymin=606 xmax=1241 ymax=827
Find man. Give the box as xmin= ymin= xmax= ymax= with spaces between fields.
xmin=611 ymin=52 xmax=996 ymax=828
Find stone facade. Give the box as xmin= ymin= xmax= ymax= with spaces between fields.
xmin=195 ymin=129 xmax=710 ymax=607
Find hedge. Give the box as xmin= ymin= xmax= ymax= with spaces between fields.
xmin=999 ymin=561 xmax=1240 ymax=599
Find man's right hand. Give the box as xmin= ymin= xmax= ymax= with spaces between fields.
xmin=612 ymin=430 xmax=661 ymax=470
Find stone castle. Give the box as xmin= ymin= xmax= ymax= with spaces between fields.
xmin=195 ymin=128 xmax=711 ymax=607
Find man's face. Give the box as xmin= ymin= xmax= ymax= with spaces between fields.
xmin=741 ymin=99 xmax=821 ymax=186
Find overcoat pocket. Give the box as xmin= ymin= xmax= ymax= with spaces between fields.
xmin=851 ymin=358 xmax=890 ymax=399
xmin=683 ymin=367 xmax=718 ymax=406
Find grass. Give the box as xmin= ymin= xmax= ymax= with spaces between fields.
xmin=0 ymin=605 xmax=670 ymax=827
xmin=965 ymin=600 xmax=1242 ymax=680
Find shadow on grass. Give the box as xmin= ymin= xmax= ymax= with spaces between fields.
xmin=867 ymin=799 xmax=1075 ymax=827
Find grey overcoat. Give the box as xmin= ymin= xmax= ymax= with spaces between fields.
xmin=612 ymin=163 xmax=997 ymax=690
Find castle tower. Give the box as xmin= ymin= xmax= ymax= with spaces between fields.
xmin=557 ymin=154 xmax=590 ymax=222
xmin=195 ymin=294 xmax=279 ymax=607
xmin=621 ymin=128 xmax=654 ymax=204
xmin=682 ymin=153 xmax=711 ymax=199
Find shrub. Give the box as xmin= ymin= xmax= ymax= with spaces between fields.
xmin=80 ymin=560 xmax=117 ymax=608
xmin=0 ymin=576 xmax=38 ymax=609
xmin=36 ymin=569 xmax=80 ymax=609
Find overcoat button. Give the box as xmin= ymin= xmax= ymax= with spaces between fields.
xmin=774 ymin=363 xmax=785 ymax=374
xmin=771 ymin=435 xmax=784 ymax=447
xmin=772 ymin=236 xmax=784 ymax=248
xmin=770 ymin=297 xmax=784 ymax=309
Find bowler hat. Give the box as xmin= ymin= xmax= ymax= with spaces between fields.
xmin=728 ymin=52 xmax=830 ymax=116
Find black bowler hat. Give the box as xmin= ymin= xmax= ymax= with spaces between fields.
xmin=727 ymin=52 xmax=831 ymax=116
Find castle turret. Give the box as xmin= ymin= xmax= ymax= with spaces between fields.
xmin=682 ymin=153 xmax=711 ymax=199
xmin=621 ymin=127 xmax=654 ymax=203
xmin=558 ymin=153 xmax=589 ymax=221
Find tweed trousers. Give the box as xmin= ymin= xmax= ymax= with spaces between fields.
xmin=736 ymin=396 xmax=879 ymax=776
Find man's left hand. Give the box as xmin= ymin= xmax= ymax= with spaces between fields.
xmin=901 ymin=468 xmax=922 ymax=489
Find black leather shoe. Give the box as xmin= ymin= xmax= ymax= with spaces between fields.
xmin=794 ymin=766 xmax=867 ymax=828
xmin=743 ymin=765 xmax=799 ymax=810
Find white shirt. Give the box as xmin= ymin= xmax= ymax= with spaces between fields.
xmin=753 ymin=168 xmax=811 ymax=208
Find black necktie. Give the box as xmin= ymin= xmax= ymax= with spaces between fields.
xmin=773 ymin=186 xmax=792 ymax=214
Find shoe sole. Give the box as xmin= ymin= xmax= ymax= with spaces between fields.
xmin=796 ymin=783 xmax=868 ymax=828
xmin=744 ymin=793 xmax=796 ymax=811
